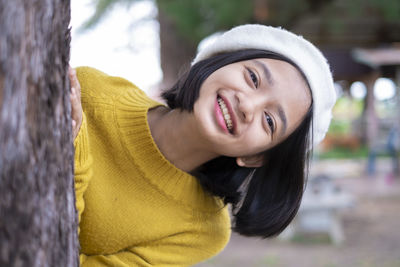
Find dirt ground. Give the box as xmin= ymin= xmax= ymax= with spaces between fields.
xmin=196 ymin=159 xmax=400 ymax=267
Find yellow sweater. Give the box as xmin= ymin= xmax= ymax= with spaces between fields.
xmin=74 ymin=67 xmax=231 ymax=266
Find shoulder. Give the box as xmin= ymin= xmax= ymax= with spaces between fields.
xmin=75 ymin=66 xmax=146 ymax=99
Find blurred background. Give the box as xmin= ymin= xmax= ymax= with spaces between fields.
xmin=70 ymin=0 xmax=400 ymax=266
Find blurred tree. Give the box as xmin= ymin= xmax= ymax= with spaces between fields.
xmin=81 ymin=0 xmax=399 ymax=87
xmin=80 ymin=0 xmax=329 ymax=88
xmin=0 ymin=0 xmax=78 ymax=266
xmin=80 ymin=0 xmax=254 ymax=88
xmin=157 ymin=0 xmax=253 ymax=88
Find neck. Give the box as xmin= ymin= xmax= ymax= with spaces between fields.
xmin=147 ymin=106 xmax=218 ymax=172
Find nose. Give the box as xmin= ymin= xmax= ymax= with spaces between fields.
xmin=236 ymin=90 xmax=271 ymax=124
xmin=236 ymin=92 xmax=257 ymax=123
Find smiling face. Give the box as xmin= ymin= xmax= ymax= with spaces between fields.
xmin=192 ymin=58 xmax=312 ymax=161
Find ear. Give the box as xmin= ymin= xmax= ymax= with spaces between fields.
xmin=236 ymin=154 xmax=264 ymax=168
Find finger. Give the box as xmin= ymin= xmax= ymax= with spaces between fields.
xmin=69 ymin=66 xmax=76 ymax=77
xmin=72 ymin=119 xmax=78 ymax=139
xmin=69 ymin=69 xmax=81 ymax=101
xmin=69 ymin=68 xmax=77 ymax=85
xmin=70 ymin=88 xmax=82 ymax=122
xmin=69 ymin=68 xmax=76 ymax=87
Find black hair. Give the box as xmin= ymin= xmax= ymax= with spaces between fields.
xmin=161 ymin=49 xmax=313 ymax=238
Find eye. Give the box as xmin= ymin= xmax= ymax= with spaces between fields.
xmin=247 ymin=68 xmax=259 ymax=88
xmin=265 ymin=113 xmax=275 ymax=133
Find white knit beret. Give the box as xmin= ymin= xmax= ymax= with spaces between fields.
xmin=193 ymin=24 xmax=337 ymax=148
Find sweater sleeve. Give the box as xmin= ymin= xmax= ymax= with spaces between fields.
xmin=79 ymin=250 xmax=153 ymax=267
xmin=74 ymin=111 xmax=93 ymax=230
xmin=79 ymin=219 xmax=230 ymax=266
xmin=79 ymin=240 xmax=221 ymax=267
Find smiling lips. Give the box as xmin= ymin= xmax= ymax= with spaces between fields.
xmin=216 ymin=96 xmax=234 ymax=133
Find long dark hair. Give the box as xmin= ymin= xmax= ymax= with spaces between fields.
xmin=161 ymin=49 xmax=313 ymax=238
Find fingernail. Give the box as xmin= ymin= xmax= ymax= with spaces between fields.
xmin=72 ymin=120 xmax=76 ymax=127
xmin=71 ymin=87 xmax=76 ymax=95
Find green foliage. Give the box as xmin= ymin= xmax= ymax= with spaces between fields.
xmin=80 ymin=0 xmax=253 ymax=43
xmin=327 ymin=96 xmax=363 ymax=135
xmin=328 ymin=119 xmax=351 ymax=135
xmin=324 ymin=0 xmax=400 ymax=34
xmin=157 ymin=0 xmax=253 ymax=45
xmin=317 ymin=145 xmax=369 ymax=159
xmin=347 ymin=0 xmax=400 ymax=22
xmin=269 ymin=0 xmax=310 ymax=26
xmin=81 ymin=0 xmax=400 ymax=43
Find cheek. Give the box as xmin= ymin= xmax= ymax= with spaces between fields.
xmin=232 ymin=128 xmax=270 ymax=156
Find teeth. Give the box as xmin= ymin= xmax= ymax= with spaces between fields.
xmin=218 ymin=97 xmax=233 ymax=131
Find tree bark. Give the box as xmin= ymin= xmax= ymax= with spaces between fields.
xmin=0 ymin=1 xmax=78 ymax=266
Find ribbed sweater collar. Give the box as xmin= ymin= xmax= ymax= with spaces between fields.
xmin=115 ymin=89 xmax=224 ymax=212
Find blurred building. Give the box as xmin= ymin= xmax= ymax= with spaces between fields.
xmin=284 ymin=0 xmax=400 ymax=151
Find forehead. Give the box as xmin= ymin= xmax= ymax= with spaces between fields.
xmin=247 ymin=57 xmax=308 ymax=86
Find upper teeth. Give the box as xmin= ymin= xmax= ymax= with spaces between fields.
xmin=218 ymin=97 xmax=233 ymax=131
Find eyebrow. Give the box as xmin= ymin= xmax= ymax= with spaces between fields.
xmin=254 ymin=60 xmax=274 ymax=86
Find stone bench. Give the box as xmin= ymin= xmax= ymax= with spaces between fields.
xmin=280 ymin=175 xmax=355 ymax=245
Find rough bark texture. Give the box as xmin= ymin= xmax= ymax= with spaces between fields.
xmin=0 ymin=1 xmax=78 ymax=266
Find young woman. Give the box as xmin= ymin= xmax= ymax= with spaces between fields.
xmin=70 ymin=24 xmax=336 ymax=266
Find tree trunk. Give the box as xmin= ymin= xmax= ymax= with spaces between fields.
xmin=0 ymin=1 xmax=78 ymax=266
xmin=157 ymin=4 xmax=197 ymax=91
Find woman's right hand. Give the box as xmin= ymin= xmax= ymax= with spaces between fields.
xmin=69 ymin=67 xmax=83 ymax=141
